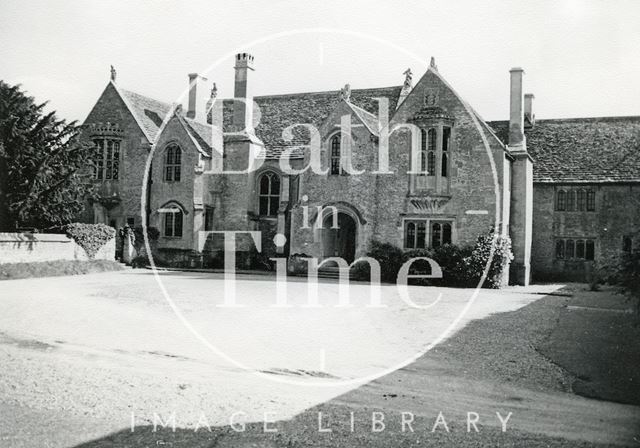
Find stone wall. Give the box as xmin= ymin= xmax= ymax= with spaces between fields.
xmin=0 ymin=233 xmax=115 ymax=264
xmin=531 ymin=183 xmax=640 ymax=281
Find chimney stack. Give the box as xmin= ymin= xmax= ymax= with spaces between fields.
xmin=187 ymin=73 xmax=198 ymax=119
xmin=508 ymin=67 xmax=525 ymax=148
xmin=524 ymin=93 xmax=535 ymax=127
xmin=233 ymin=53 xmax=255 ymax=131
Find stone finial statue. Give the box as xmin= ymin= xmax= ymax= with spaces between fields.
xmin=429 ymin=57 xmax=438 ymax=71
xmin=403 ymin=68 xmax=413 ymax=88
xmin=339 ymin=83 xmax=351 ymax=101
xmin=110 ymin=65 xmax=117 ymax=82
xmin=210 ymin=82 xmax=218 ymax=99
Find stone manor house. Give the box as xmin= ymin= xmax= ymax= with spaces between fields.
xmin=81 ymin=54 xmax=640 ymax=284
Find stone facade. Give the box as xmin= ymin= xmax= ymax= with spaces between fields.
xmin=532 ymin=184 xmax=640 ymax=281
xmin=81 ymin=54 xmax=639 ymax=283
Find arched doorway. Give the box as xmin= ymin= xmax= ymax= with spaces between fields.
xmin=322 ymin=212 xmax=357 ymax=263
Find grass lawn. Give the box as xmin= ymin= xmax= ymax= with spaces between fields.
xmin=0 ymin=259 xmax=124 ymax=281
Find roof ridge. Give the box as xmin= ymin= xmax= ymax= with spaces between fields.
xmin=488 ymin=115 xmax=640 ymax=124
xmin=252 ymin=85 xmax=402 ymax=100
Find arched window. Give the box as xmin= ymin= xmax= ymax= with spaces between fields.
xmin=556 ymin=190 xmax=566 ymax=211
xmin=586 ymin=190 xmax=596 ymax=211
xmin=555 ymin=240 xmax=565 ymax=259
xmin=258 ymin=171 xmax=280 ymax=216
xmin=162 ymin=203 xmax=183 ymax=237
xmin=577 ymin=190 xmax=586 ymax=211
xmin=164 ymin=144 xmax=181 ymax=182
xmin=566 ymin=190 xmax=576 ymax=211
xmin=427 ymin=128 xmax=436 ymax=175
xmin=330 ymin=135 xmax=341 ymax=175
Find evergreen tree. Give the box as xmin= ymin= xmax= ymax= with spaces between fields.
xmin=0 ymin=81 xmax=96 ymax=230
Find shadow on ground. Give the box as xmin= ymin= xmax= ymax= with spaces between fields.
xmin=72 ymin=284 xmax=640 ymax=448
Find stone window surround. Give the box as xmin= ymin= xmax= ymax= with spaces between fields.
xmin=157 ymin=201 xmax=187 ymax=239
xmin=163 ymin=142 xmax=182 ymax=183
xmin=402 ymin=217 xmax=456 ymax=249
xmin=325 ymin=130 xmax=356 ymax=176
xmin=409 ymin=123 xmax=453 ymax=195
xmin=92 ymin=137 xmax=121 ymax=181
xmin=256 ymin=169 xmax=281 ymax=217
xmin=555 ymin=237 xmax=595 ymax=261
xmin=555 ymin=187 xmax=596 ymax=212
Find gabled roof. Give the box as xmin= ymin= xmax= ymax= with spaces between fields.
xmin=222 ymin=86 xmax=402 ymax=159
xmin=488 ymin=116 xmax=640 ymax=183
xmin=346 ymin=101 xmax=380 ymax=136
xmin=117 ymin=85 xmax=172 ymax=142
xmin=182 ymin=116 xmax=212 ymax=156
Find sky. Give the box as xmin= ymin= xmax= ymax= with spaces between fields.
xmin=1 ymin=0 xmax=639 ymax=124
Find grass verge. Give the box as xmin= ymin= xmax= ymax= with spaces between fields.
xmin=0 ymin=260 xmax=124 ymax=281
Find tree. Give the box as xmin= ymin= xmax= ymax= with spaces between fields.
xmin=0 ymin=81 xmax=96 ymax=231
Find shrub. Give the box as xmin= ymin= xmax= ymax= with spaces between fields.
xmin=65 ymin=223 xmax=116 ymax=259
xmin=132 ymin=225 xmax=160 ymax=253
xmin=354 ymin=240 xmax=405 ymax=283
xmin=289 ymin=253 xmax=312 ymax=275
xmin=464 ymin=229 xmax=514 ymax=288
xmin=356 ymin=230 xmax=512 ymax=288
xmin=620 ymin=245 xmax=640 ymax=315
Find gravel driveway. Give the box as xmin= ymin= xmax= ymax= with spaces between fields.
xmin=0 ymin=270 xmax=637 ymax=447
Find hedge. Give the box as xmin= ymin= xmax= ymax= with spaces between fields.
xmin=65 ymin=223 xmax=116 ymax=259
xmin=352 ymin=228 xmax=513 ymax=288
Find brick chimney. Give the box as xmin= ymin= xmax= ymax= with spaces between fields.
xmin=508 ymin=67 xmax=525 ymax=148
xmin=187 ymin=73 xmax=198 ymax=119
xmin=524 ymin=93 xmax=535 ymax=127
xmin=233 ymin=53 xmax=255 ymax=131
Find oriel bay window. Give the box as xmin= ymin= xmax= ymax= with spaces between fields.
xmin=93 ymin=138 xmax=120 ymax=180
xmin=412 ymin=125 xmax=452 ymax=194
xmin=404 ymin=219 xmax=453 ymax=249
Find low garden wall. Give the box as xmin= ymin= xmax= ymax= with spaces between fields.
xmin=0 ymin=232 xmax=115 ymax=263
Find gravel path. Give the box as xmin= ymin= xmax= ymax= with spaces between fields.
xmin=0 ymin=271 xmax=638 ymax=447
